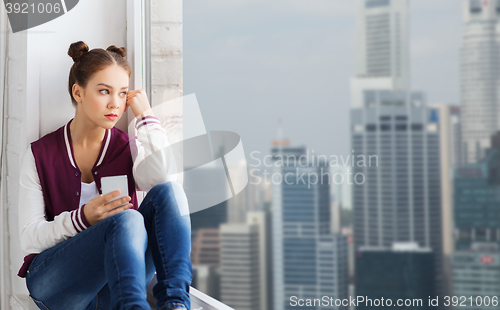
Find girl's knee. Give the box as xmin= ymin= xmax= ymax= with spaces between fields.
xmin=107 ymin=210 xmax=147 ymax=253
xmin=112 ymin=209 xmax=146 ymax=231
xmin=152 ymin=181 xmax=189 ymax=216
xmin=151 ymin=181 xmax=181 ymax=195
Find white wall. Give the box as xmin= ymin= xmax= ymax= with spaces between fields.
xmin=31 ymin=1 xmax=128 ymax=137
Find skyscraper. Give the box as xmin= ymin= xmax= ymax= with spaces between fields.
xmin=271 ymin=143 xmax=349 ymax=310
xmin=454 ymin=131 xmax=500 ymax=251
xmin=461 ymin=0 xmax=500 ymax=163
xmin=351 ymin=0 xmax=450 ymax=305
xmin=246 ymin=211 xmax=269 ymax=310
xmin=351 ymin=90 xmax=444 ymax=303
xmin=220 ymin=223 xmax=260 ymax=310
xmin=451 ymin=242 xmax=500 ymax=310
xmin=219 ymin=211 xmax=270 ymax=310
xmin=191 ymin=228 xmax=220 ymax=267
xmin=354 ymin=0 xmax=409 ymax=90
xmin=356 ymin=243 xmax=435 ymax=310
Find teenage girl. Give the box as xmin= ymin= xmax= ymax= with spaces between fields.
xmin=17 ymin=41 xmax=192 ymax=310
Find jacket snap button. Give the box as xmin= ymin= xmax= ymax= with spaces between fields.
xmin=75 ymin=172 xmax=79 ymax=176
xmin=94 ymin=171 xmax=98 ymax=175
xmin=75 ymin=191 xmax=80 ymax=196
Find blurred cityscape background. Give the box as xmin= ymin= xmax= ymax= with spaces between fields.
xmin=184 ymin=0 xmax=500 ymax=309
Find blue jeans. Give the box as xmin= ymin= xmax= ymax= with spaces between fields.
xmin=25 ymin=181 xmax=193 ymax=310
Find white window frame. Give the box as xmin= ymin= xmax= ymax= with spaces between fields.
xmin=126 ymin=0 xmax=148 ymax=204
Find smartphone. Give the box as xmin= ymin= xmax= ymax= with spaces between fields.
xmin=101 ymin=175 xmax=129 ymax=209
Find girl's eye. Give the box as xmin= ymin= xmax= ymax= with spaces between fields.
xmin=100 ymin=90 xmax=127 ymax=96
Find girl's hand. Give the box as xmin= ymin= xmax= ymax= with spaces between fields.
xmin=125 ymin=89 xmax=154 ymax=118
xmin=82 ymin=190 xmax=133 ymax=226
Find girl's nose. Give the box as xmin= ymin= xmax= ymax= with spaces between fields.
xmin=108 ymin=96 xmax=120 ymax=109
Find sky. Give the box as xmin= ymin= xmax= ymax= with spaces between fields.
xmin=184 ymin=0 xmax=463 ymax=161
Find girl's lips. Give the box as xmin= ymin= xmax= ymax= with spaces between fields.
xmin=105 ymin=115 xmax=117 ymax=120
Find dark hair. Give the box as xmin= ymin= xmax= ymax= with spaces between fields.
xmin=67 ymin=41 xmax=131 ymax=107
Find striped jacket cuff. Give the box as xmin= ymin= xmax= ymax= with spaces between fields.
xmin=135 ymin=115 xmax=161 ymax=130
xmin=70 ymin=204 xmax=91 ymax=232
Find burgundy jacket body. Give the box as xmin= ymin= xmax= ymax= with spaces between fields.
xmin=17 ymin=118 xmax=139 ymax=278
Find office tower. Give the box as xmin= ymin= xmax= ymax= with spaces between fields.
xmin=454 ymin=131 xmax=500 ymax=251
xmin=351 ymin=90 xmax=444 ymax=302
xmin=191 ymin=228 xmax=220 ymax=267
xmin=351 ymin=0 xmax=453 ymax=307
xmin=356 ymin=243 xmax=435 ymax=310
xmin=354 ymin=0 xmax=409 ymax=90
xmin=220 ymin=223 xmax=260 ymax=310
xmin=461 ymin=0 xmax=500 ymax=163
xmin=247 ymin=211 xmax=269 ymax=310
xmin=190 ymin=228 xmax=222 ymax=300
xmin=271 ymin=143 xmax=349 ymax=310
xmin=451 ymin=242 xmax=500 ymax=310
xmin=218 ymin=211 xmax=271 ymax=310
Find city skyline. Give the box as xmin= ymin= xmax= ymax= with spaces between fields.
xmin=183 ymin=1 xmax=485 ymax=309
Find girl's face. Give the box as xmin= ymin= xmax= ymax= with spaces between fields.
xmin=74 ymin=64 xmax=129 ymax=129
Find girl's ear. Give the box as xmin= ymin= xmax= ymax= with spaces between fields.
xmin=72 ymin=84 xmax=81 ymax=104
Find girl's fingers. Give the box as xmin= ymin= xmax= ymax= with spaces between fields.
xmin=99 ymin=190 xmax=121 ymax=205
xmin=103 ymin=195 xmax=130 ymax=209
xmin=106 ymin=203 xmax=133 ymax=217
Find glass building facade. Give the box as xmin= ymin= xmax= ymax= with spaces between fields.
xmin=351 ymin=90 xmax=444 ymax=304
xmin=271 ymin=146 xmax=349 ymax=310
xmin=451 ymin=243 xmax=500 ymax=310
xmin=454 ymin=146 xmax=500 ymax=251
xmin=355 ymin=249 xmax=435 ymax=310
xmin=461 ymin=0 xmax=500 ymax=163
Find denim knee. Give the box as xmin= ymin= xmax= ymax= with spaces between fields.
xmin=109 ymin=209 xmax=147 ymax=238
xmin=150 ymin=181 xmax=189 ymax=217
xmin=113 ymin=208 xmax=144 ymax=225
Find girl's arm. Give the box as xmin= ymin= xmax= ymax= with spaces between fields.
xmin=130 ymin=115 xmax=179 ymax=192
xmin=18 ymin=146 xmax=89 ymax=255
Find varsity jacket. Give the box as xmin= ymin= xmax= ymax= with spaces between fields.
xmin=17 ymin=115 xmax=179 ymax=278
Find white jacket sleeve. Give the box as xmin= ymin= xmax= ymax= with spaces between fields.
xmin=18 ymin=146 xmax=89 ymax=255
xmin=132 ymin=115 xmax=179 ymax=192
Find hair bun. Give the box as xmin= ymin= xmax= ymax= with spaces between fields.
xmin=106 ymin=45 xmax=127 ymax=57
xmin=68 ymin=41 xmax=89 ymax=62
